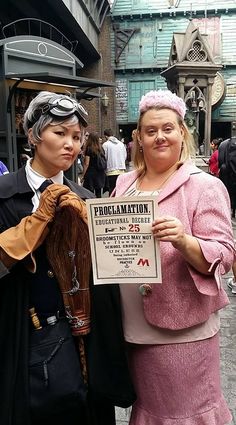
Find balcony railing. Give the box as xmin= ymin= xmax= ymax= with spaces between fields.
xmin=1 ymin=18 xmax=78 ymax=52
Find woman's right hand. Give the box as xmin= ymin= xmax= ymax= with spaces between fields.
xmin=152 ymin=215 xmax=212 ymax=275
xmin=58 ymin=192 xmax=87 ymax=223
xmin=152 ymin=215 xmax=186 ymax=248
xmin=36 ymin=184 xmax=70 ymax=221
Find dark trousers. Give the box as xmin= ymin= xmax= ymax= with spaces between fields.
xmin=95 ymin=189 xmax=102 ymax=198
xmin=83 ymin=181 xmax=102 ymax=198
xmin=108 ymin=174 xmax=119 ymax=195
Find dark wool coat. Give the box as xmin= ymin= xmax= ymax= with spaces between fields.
xmin=0 ymin=167 xmax=135 ymax=425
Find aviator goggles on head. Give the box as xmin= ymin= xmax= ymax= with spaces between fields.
xmin=29 ymin=96 xmax=88 ymax=127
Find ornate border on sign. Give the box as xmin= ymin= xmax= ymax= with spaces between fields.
xmin=212 ymin=72 xmax=225 ymax=107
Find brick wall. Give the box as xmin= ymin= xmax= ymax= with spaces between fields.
xmin=79 ymin=16 xmax=117 ymax=138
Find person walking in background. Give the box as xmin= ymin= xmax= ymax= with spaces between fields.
xmin=112 ymin=89 xmax=235 ymax=425
xmin=82 ymin=131 xmax=89 ymax=150
xmin=103 ymin=128 xmax=127 ymax=195
xmin=123 ymin=137 xmax=130 ymax=167
xmin=208 ymin=138 xmax=222 ymax=176
xmin=81 ymin=132 xmax=106 ymax=197
xmin=126 ymin=129 xmax=136 ymax=168
xmin=218 ymin=137 xmax=236 ymax=217
xmin=0 ymin=160 xmax=9 ymax=175
xmin=77 ymin=131 xmax=89 ymax=181
xmin=218 ymin=139 xmax=236 ymax=294
xmin=0 ymin=91 xmax=135 ymax=425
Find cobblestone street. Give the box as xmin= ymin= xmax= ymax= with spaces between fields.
xmin=221 ymin=219 xmax=236 ymax=424
xmin=116 ymin=220 xmax=236 ymax=424
xmin=220 ymin=278 xmax=236 ymax=424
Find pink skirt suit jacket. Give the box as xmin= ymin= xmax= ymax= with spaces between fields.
xmin=113 ymin=161 xmax=235 ymax=331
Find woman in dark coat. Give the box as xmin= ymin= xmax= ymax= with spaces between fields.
xmin=81 ymin=132 xmax=106 ymax=197
xmin=0 ymin=91 xmax=135 ymax=425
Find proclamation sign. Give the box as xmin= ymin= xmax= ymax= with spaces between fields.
xmin=86 ymin=196 xmax=162 ymax=284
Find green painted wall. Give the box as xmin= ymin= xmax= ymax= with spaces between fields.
xmin=111 ymin=0 xmax=236 ymax=16
xmin=111 ymin=3 xmax=236 ymax=126
xmin=116 ymin=73 xmax=167 ymax=123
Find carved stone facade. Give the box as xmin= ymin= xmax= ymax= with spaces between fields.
xmin=161 ymin=21 xmax=222 ymax=154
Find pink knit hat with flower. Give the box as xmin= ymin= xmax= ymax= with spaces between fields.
xmin=139 ymin=90 xmax=186 ymax=120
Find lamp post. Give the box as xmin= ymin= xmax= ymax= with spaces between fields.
xmin=101 ymin=93 xmax=109 ymax=112
xmin=100 ymin=92 xmax=109 ymax=137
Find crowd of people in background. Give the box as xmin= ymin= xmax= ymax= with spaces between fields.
xmin=78 ymin=127 xmax=129 ymax=195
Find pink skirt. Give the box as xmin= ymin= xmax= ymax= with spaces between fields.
xmin=128 ymin=333 xmax=232 ymax=425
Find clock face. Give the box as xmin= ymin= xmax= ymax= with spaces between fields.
xmin=212 ymin=72 xmax=225 ymax=106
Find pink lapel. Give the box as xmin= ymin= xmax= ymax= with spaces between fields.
xmin=113 ymin=161 xmax=202 ymax=200
xmin=158 ymin=162 xmax=202 ymax=202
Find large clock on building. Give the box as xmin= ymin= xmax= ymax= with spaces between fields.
xmin=211 ymin=72 xmax=225 ymax=107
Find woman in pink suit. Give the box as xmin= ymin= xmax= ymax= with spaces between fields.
xmin=113 ymin=90 xmax=235 ymax=425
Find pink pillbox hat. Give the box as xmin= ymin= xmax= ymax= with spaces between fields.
xmin=139 ymin=89 xmax=186 ymax=120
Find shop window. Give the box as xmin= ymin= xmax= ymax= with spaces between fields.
xmin=128 ymin=80 xmax=155 ymax=122
xmin=14 ymin=88 xmax=36 ymax=167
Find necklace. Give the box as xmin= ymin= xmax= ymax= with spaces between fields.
xmin=137 ymin=168 xmax=178 ymax=192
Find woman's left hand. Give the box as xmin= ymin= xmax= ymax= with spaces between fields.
xmin=152 ymin=215 xmax=186 ymax=249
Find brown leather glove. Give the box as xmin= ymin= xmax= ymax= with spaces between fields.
xmin=0 ymin=184 xmax=71 ymax=271
xmin=58 ymin=192 xmax=88 ymax=224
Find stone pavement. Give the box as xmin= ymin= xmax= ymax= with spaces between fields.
xmin=220 ymin=277 xmax=236 ymax=424
xmin=116 ymin=220 xmax=236 ymax=424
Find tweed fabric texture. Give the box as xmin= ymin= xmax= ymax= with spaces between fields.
xmin=128 ymin=334 xmax=232 ymax=425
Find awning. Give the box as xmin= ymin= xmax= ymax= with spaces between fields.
xmin=6 ymin=71 xmax=115 ymax=110
xmin=6 ymin=71 xmax=115 ymax=88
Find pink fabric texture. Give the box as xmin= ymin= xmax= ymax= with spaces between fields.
xmin=139 ymin=90 xmax=187 ymax=119
xmin=114 ymin=162 xmax=235 ymax=330
xmin=128 ymin=334 xmax=232 ymax=425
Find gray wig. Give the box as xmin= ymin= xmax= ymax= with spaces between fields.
xmin=23 ymin=91 xmax=85 ymax=146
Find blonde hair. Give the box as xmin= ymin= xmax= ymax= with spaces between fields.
xmin=133 ymin=107 xmax=195 ymax=175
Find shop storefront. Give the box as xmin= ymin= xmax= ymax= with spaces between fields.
xmin=0 ymin=34 xmax=113 ymax=180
